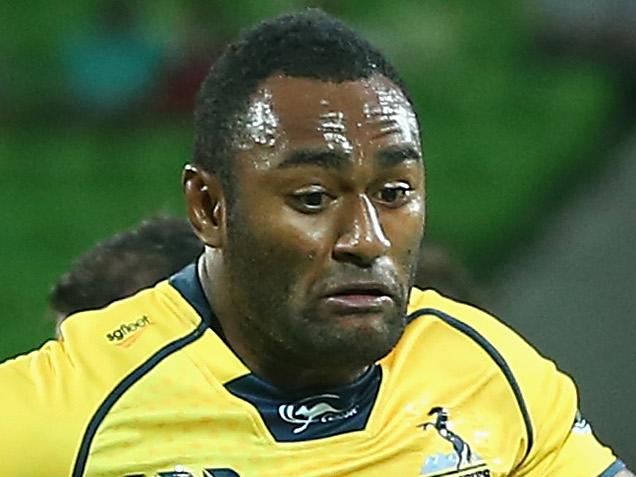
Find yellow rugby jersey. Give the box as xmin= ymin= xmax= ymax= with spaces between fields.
xmin=0 ymin=264 xmax=624 ymax=477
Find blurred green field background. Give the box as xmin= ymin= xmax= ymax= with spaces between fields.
xmin=0 ymin=0 xmax=620 ymax=360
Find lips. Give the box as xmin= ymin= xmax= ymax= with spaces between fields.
xmin=319 ymin=281 xmax=396 ymax=313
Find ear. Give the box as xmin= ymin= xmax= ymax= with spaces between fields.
xmin=182 ymin=164 xmax=226 ymax=248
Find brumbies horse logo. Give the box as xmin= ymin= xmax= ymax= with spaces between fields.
xmin=418 ymin=407 xmax=473 ymax=471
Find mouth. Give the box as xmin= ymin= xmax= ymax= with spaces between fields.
xmin=319 ymin=282 xmax=396 ymax=314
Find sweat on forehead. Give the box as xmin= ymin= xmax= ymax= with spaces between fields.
xmin=233 ymin=74 xmax=420 ymax=154
xmin=192 ymin=9 xmax=419 ymax=181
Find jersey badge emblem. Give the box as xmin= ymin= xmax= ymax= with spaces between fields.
xmin=418 ymin=407 xmax=490 ymax=476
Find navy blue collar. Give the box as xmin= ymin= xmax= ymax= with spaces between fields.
xmin=225 ymin=365 xmax=382 ymax=442
xmin=169 ymin=262 xmax=224 ymax=339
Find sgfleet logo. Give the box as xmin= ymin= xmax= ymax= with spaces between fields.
xmin=278 ymin=393 xmax=359 ymax=434
xmin=106 ymin=316 xmax=151 ymax=347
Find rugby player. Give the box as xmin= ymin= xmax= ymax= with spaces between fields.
xmin=0 ymin=10 xmax=630 ymax=476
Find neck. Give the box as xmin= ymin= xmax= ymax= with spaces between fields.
xmin=242 ymin=354 xmax=370 ymax=392
xmin=197 ymin=253 xmax=369 ymax=392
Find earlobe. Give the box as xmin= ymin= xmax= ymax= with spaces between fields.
xmin=182 ymin=164 xmax=226 ymax=248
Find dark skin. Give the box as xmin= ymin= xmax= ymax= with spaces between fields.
xmin=185 ymin=74 xmax=425 ymax=391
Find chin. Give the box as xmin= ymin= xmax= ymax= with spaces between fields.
xmin=294 ymin=311 xmax=405 ymax=367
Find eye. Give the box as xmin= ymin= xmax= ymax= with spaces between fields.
xmin=374 ymin=182 xmax=413 ymax=207
xmin=289 ymin=187 xmax=334 ymax=213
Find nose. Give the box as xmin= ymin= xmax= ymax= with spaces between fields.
xmin=333 ymin=194 xmax=390 ymax=267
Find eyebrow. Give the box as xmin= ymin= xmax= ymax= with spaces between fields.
xmin=276 ymin=144 xmax=421 ymax=171
xmin=376 ymin=145 xmax=422 ymax=168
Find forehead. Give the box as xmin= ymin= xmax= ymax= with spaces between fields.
xmin=236 ymin=74 xmax=419 ymax=158
xmin=266 ymin=74 xmax=404 ymax=119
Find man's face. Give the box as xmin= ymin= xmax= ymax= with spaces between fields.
xmin=222 ymin=74 xmax=425 ymax=369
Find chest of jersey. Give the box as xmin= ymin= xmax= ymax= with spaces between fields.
xmin=81 ymin=329 xmax=522 ymax=477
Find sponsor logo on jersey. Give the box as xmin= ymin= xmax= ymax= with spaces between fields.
xmin=278 ymin=393 xmax=359 ymax=434
xmin=418 ymin=407 xmax=490 ymax=476
xmin=106 ymin=315 xmax=151 ymax=346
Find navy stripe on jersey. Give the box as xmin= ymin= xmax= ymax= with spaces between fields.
xmin=407 ymin=308 xmax=535 ymax=463
xmin=226 ymin=365 xmax=382 ymax=442
xmin=169 ymin=263 xmax=214 ymax=327
xmin=71 ymin=321 xmax=208 ymax=477
xmin=599 ymin=460 xmax=626 ymax=477
xmin=169 ymin=263 xmax=229 ymax=342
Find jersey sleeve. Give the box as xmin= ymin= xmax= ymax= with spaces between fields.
xmin=0 ymin=286 xmax=199 ymax=475
xmin=510 ymin=356 xmax=620 ymax=476
xmin=0 ymin=341 xmax=80 ymax=474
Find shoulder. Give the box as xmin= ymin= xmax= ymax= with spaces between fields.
xmin=404 ymin=288 xmax=547 ymax=371
xmin=404 ymin=287 xmax=573 ymax=399
xmin=404 ymin=287 xmax=551 ymax=409
xmin=405 ymin=287 xmax=559 ymax=378
xmin=0 ymin=338 xmax=88 ymax=473
xmin=402 ymin=288 xmax=580 ymax=466
xmin=0 ymin=279 xmax=203 ymax=473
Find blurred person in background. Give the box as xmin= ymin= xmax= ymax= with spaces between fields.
xmin=155 ymin=2 xmax=230 ymax=115
xmin=50 ymin=216 xmax=203 ymax=337
xmin=60 ymin=0 xmax=163 ymax=118
xmin=415 ymin=240 xmax=481 ymax=305
xmin=0 ymin=9 xmax=631 ymax=476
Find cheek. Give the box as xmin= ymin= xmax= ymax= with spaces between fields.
xmin=383 ymin=205 xmax=425 ymax=264
xmin=270 ymin=212 xmax=332 ymax=267
xmin=234 ymin=202 xmax=332 ymax=273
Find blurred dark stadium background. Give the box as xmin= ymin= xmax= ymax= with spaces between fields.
xmin=1 ymin=0 xmax=634 ymax=466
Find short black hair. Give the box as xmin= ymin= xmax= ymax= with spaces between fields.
xmin=193 ymin=8 xmax=416 ymax=184
xmin=50 ymin=217 xmax=203 ymax=322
